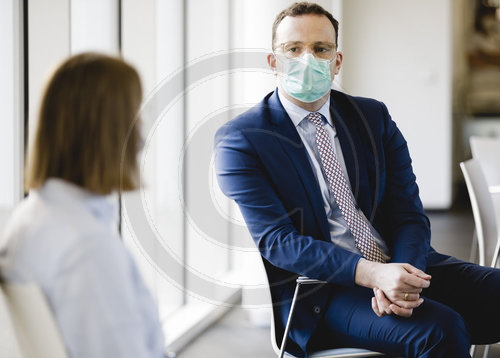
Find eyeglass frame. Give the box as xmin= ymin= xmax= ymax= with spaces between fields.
xmin=273 ymin=41 xmax=338 ymax=62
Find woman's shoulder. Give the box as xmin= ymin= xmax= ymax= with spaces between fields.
xmin=0 ymin=181 xmax=118 ymax=284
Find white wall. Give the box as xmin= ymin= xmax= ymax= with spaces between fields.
xmin=0 ymin=0 xmax=23 ymax=229
xmin=341 ymin=0 xmax=453 ymax=209
xmin=70 ymin=0 xmax=119 ymax=54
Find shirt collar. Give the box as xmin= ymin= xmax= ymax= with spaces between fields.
xmin=39 ymin=178 xmax=118 ymax=227
xmin=277 ymin=89 xmax=333 ymax=128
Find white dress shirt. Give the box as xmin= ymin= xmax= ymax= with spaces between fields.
xmin=0 ymin=179 xmax=166 ymax=358
xmin=278 ymin=91 xmax=390 ymax=260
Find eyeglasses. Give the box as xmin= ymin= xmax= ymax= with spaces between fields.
xmin=274 ymin=41 xmax=337 ymax=61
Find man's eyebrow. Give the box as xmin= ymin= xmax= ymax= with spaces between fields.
xmin=283 ymin=41 xmax=335 ymax=45
xmin=312 ymin=41 xmax=336 ymax=45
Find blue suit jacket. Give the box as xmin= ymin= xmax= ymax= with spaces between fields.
xmin=215 ymin=89 xmax=445 ymax=357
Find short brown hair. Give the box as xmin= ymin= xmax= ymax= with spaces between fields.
xmin=28 ymin=52 xmax=142 ymax=194
xmin=272 ymin=2 xmax=339 ymax=49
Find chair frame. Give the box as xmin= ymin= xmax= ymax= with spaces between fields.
xmin=468 ymin=138 xmax=500 ymax=268
xmin=274 ymin=276 xmax=383 ymax=358
xmin=460 ymin=159 xmax=500 ymax=358
xmin=460 ymin=159 xmax=500 ymax=268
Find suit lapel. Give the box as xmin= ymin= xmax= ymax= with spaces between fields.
xmin=267 ymin=92 xmax=330 ymax=242
xmin=330 ymin=92 xmax=373 ymax=219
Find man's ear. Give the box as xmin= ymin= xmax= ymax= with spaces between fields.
xmin=333 ymin=51 xmax=343 ymax=75
xmin=267 ymin=53 xmax=277 ymax=73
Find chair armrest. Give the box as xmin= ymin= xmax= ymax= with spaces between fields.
xmin=278 ymin=277 xmax=329 ymax=357
xmin=296 ymin=276 xmax=327 ymax=285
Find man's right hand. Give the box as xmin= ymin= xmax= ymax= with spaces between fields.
xmin=355 ymin=259 xmax=431 ymax=317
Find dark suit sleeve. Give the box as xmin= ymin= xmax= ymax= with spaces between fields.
xmin=215 ymin=122 xmax=363 ymax=287
xmin=378 ymin=102 xmax=431 ymax=271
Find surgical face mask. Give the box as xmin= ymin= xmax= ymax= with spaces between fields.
xmin=279 ymin=53 xmax=333 ymax=103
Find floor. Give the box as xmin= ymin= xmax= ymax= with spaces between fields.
xmin=177 ymin=209 xmax=500 ymax=358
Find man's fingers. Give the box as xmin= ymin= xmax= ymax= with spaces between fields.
xmin=402 ymin=272 xmax=431 ymax=289
xmin=389 ymin=304 xmax=413 ymax=318
xmin=371 ymin=289 xmax=384 ymax=317
xmin=385 ymin=291 xmax=420 ymax=304
xmin=403 ymin=264 xmax=432 ymax=280
xmin=393 ymin=298 xmax=424 ymax=309
xmin=400 ymin=292 xmax=420 ymax=302
xmin=375 ymin=288 xmax=392 ymax=315
xmin=391 ymin=286 xmax=422 ymax=294
xmin=372 ymin=288 xmax=423 ymax=317
xmin=371 ymin=297 xmax=382 ymax=317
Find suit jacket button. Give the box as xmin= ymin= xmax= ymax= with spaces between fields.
xmin=313 ymin=306 xmax=321 ymax=314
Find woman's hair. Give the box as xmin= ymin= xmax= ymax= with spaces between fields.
xmin=28 ymin=52 xmax=143 ymax=194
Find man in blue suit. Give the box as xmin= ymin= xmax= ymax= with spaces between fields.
xmin=215 ymin=2 xmax=500 ymax=357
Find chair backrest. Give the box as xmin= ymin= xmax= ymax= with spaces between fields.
xmin=0 ymin=281 xmax=23 ymax=357
xmin=469 ymin=136 xmax=500 ymax=187
xmin=260 ymin=258 xmax=287 ymax=356
xmin=0 ymin=282 xmax=68 ymax=358
xmin=460 ymin=159 xmax=499 ymax=267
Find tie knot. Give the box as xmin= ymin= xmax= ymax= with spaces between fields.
xmin=306 ymin=112 xmax=323 ymax=126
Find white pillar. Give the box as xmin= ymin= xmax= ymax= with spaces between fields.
xmin=0 ymin=0 xmax=24 ymax=228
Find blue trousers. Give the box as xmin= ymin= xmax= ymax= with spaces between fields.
xmin=309 ymin=260 xmax=500 ymax=357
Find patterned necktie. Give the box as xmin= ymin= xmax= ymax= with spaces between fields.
xmin=306 ymin=112 xmax=386 ymax=263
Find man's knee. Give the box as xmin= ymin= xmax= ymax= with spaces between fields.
xmin=412 ymin=306 xmax=470 ymax=358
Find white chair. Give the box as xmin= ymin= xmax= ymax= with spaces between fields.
xmin=460 ymin=159 xmax=500 ymax=358
xmin=460 ymin=159 xmax=500 ymax=268
xmin=267 ymin=274 xmax=383 ymax=358
xmin=469 ymin=136 xmax=500 ymax=265
xmin=0 ymin=282 xmax=68 ymax=358
xmin=0 ymin=281 xmax=22 ymax=357
xmin=469 ymin=136 xmax=500 ymax=188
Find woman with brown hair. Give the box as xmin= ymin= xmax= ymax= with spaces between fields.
xmin=0 ymin=53 xmax=166 ymax=357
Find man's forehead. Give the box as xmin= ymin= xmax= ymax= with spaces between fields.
xmin=275 ymin=14 xmax=336 ymax=43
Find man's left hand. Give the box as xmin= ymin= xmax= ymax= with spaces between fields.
xmin=372 ymin=287 xmax=424 ymax=318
